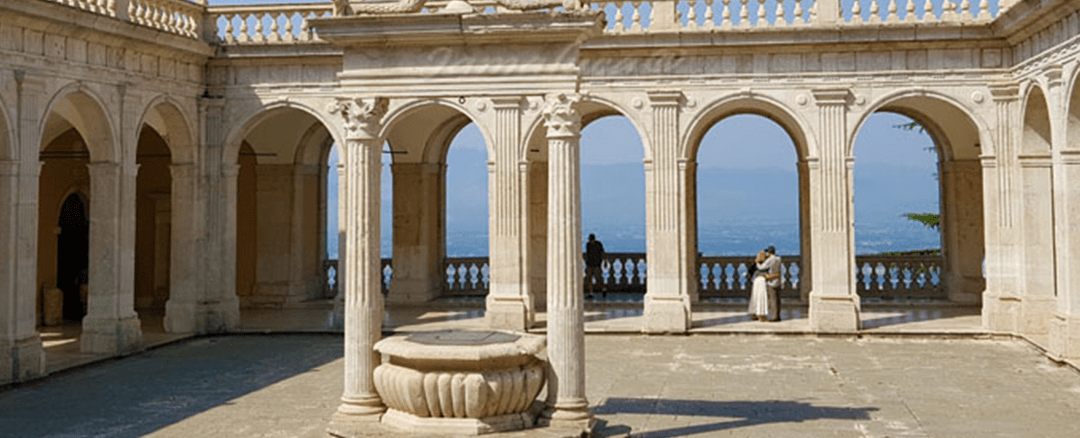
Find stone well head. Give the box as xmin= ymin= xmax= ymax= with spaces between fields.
xmin=373 ymin=329 xmax=547 ymax=435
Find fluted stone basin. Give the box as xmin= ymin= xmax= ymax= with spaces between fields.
xmin=373 ymin=329 xmax=547 ymax=435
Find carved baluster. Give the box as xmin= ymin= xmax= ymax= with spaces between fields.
xmin=630 ymin=1 xmax=643 ymax=32
xmin=775 ymin=0 xmax=785 ymax=26
xmin=237 ymin=13 xmax=250 ymax=44
xmin=612 ymin=2 xmax=625 ymax=32
xmin=851 ymin=0 xmax=862 ymax=23
xmin=300 ymin=12 xmax=313 ymax=41
xmin=869 ymin=0 xmax=881 ymax=22
xmin=809 ymin=0 xmax=817 ymax=24
xmin=687 ymin=0 xmax=698 ymax=29
xmin=738 ymin=0 xmax=749 ymax=27
xmin=978 ymin=0 xmax=989 ymax=20
xmin=721 ymin=0 xmax=731 ymax=27
xmin=959 ymin=0 xmax=970 ymax=19
xmin=154 ymin=3 xmax=164 ymax=29
xmin=886 ymin=0 xmax=898 ymax=22
xmin=223 ymin=14 xmax=235 ymax=44
xmin=283 ymin=12 xmax=296 ymax=42
xmin=267 ymin=13 xmax=280 ymax=43
xmin=756 ymin=0 xmax=766 ymax=26
xmin=942 ymin=0 xmax=956 ymax=21
xmin=905 ymin=0 xmax=916 ymax=22
xmin=703 ymin=0 xmax=715 ymax=28
xmin=923 ymin=0 xmax=935 ymax=21
xmin=793 ymin=0 xmax=804 ymax=25
xmin=254 ymin=13 xmax=266 ymax=43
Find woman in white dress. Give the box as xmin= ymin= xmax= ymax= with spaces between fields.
xmin=748 ymin=250 xmax=769 ymax=321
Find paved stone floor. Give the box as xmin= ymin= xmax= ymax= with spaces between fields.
xmin=3 ymin=333 xmax=1079 ymax=438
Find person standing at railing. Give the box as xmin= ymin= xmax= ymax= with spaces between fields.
xmin=759 ymin=245 xmax=782 ymax=322
xmin=748 ymin=250 xmax=769 ymax=321
xmin=585 ymin=233 xmax=607 ymax=300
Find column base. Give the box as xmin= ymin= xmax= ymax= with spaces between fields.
xmin=0 ymin=334 xmax=46 ymax=385
xmin=164 ymin=296 xmax=240 ymax=334
xmin=982 ymin=294 xmax=1020 ymax=333
xmin=327 ymin=408 xmax=385 ymax=438
xmin=81 ymin=315 xmax=142 ymax=354
xmin=643 ymin=295 xmax=689 ymax=334
xmin=1049 ymin=312 xmax=1080 ymax=362
xmin=486 ymin=296 xmax=530 ymax=331
xmin=1020 ymin=296 xmax=1056 ymax=337
xmin=538 ymin=402 xmax=595 ymax=434
xmin=809 ymin=293 xmax=860 ymax=332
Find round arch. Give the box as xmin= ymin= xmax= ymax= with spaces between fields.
xmin=1067 ymin=66 xmax=1080 ymax=150
xmin=40 ymin=83 xmax=117 ymax=162
xmin=521 ymin=95 xmax=652 ymax=163
xmin=381 ymin=98 xmax=493 ymax=164
xmin=682 ymin=94 xmax=813 ymax=162
xmin=1020 ymin=82 xmax=1053 ymax=155
xmin=223 ymin=100 xmax=344 ymax=166
xmin=138 ymin=95 xmax=197 ymax=164
xmin=851 ymin=89 xmax=992 ymax=161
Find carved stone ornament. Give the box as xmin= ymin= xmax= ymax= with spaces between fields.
xmin=541 ymin=92 xmax=582 ymax=138
xmin=326 ymin=97 xmax=388 ymax=140
xmin=338 ymin=0 xmax=585 ymax=16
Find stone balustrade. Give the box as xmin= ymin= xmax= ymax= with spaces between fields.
xmin=324 ymin=252 xmax=945 ymax=300
xmin=39 ymin=0 xmax=1010 ymax=45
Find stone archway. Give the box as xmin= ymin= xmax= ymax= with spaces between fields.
xmin=229 ymin=105 xmax=337 ymax=309
xmin=852 ymin=94 xmax=986 ymax=308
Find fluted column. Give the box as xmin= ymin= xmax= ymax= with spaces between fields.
xmin=328 ymin=97 xmax=388 ymax=424
xmin=539 ymin=93 xmax=592 ymax=431
xmin=82 ymin=161 xmax=143 ymax=353
xmin=644 ymin=91 xmax=691 ymax=333
xmin=1 ymin=71 xmax=46 ymax=384
xmin=486 ymin=97 xmax=531 ymax=330
xmin=983 ymin=83 xmax=1023 ymax=333
xmin=807 ymin=88 xmax=859 ymax=332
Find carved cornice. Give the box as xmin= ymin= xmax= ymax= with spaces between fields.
xmin=326 ymin=97 xmax=388 ymax=140
xmin=541 ymin=92 xmax=582 ymax=139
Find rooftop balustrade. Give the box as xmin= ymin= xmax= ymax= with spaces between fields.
xmin=38 ymin=0 xmax=1009 ymax=45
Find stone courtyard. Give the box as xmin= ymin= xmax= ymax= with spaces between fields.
xmin=2 ymin=331 xmax=1079 ymax=438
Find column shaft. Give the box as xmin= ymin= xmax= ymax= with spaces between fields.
xmin=644 ymin=91 xmax=691 ymax=333
xmin=983 ymin=85 xmax=1023 ymax=333
xmin=540 ymin=93 xmax=591 ymax=429
xmin=388 ymin=162 xmax=444 ymax=303
xmin=808 ymin=89 xmax=859 ymax=332
xmin=487 ymin=98 xmax=531 ymax=330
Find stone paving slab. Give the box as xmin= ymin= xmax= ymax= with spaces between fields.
xmin=2 ymin=334 xmax=1079 ymax=438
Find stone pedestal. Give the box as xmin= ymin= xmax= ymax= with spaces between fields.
xmin=643 ymin=295 xmax=690 ymax=334
xmin=1049 ymin=313 xmax=1080 ymax=362
xmin=372 ymin=330 xmax=546 ymax=435
xmin=0 ymin=335 xmax=45 ymax=384
xmin=43 ymin=288 xmax=63 ymax=326
xmin=982 ymin=293 xmax=1021 ymax=333
xmin=80 ymin=315 xmax=142 ymax=354
xmin=809 ymin=293 xmax=860 ymax=332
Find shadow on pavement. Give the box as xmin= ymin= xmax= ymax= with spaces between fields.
xmin=594 ymin=397 xmax=878 ymax=438
xmin=0 ymin=334 xmax=342 ymax=438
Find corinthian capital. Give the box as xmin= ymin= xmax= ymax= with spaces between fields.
xmin=541 ymin=92 xmax=582 ymax=139
xmin=327 ymin=97 xmax=388 ymax=140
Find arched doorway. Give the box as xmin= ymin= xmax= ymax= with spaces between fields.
xmin=851 ymin=96 xmax=985 ymax=307
xmin=694 ymin=114 xmax=802 ymax=315
xmin=57 ymin=193 xmax=88 ymax=321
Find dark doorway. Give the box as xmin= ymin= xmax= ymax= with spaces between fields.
xmin=57 ymin=194 xmax=89 ymax=321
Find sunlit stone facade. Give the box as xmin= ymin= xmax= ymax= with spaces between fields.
xmin=2 ymin=1 xmax=1080 ymax=434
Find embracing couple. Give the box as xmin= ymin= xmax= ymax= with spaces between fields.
xmin=749 ymin=246 xmax=782 ymax=322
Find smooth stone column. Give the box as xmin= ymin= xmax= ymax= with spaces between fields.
xmin=82 ymin=162 xmax=142 ymax=354
xmin=644 ymin=91 xmax=692 ymax=333
xmin=940 ymin=160 xmax=986 ymax=304
xmin=327 ymin=97 xmax=388 ymax=427
xmin=1050 ymin=149 xmax=1080 ymax=360
xmin=982 ymin=84 xmax=1023 ymax=333
xmin=486 ymin=97 xmax=532 ymax=330
xmin=539 ymin=93 xmax=592 ymax=431
xmin=388 ymin=162 xmax=444 ymax=304
xmin=1018 ymin=155 xmax=1055 ymax=336
xmin=807 ymin=89 xmax=859 ymax=332
xmin=0 ymin=160 xmax=45 ymax=384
